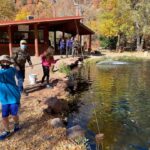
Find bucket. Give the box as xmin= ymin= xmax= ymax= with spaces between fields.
xmin=29 ymin=74 xmax=37 ymax=85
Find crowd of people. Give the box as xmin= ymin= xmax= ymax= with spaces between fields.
xmin=58 ymin=36 xmax=87 ymax=58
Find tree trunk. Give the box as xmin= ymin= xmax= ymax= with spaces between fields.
xmin=140 ymin=35 xmax=144 ymax=51
xmin=116 ymin=34 xmax=121 ymax=52
xmin=136 ymin=34 xmax=141 ymax=51
xmin=135 ymin=21 xmax=142 ymax=51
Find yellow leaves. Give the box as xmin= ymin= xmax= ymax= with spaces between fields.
xmin=98 ymin=18 xmax=118 ymax=37
xmin=88 ymin=20 xmax=100 ymax=33
xmin=15 ymin=0 xmax=53 ymax=20
xmin=88 ymin=0 xmax=135 ymax=37
xmin=15 ymin=9 xmax=30 ymax=21
xmin=34 ymin=0 xmax=53 ymax=18
xmin=101 ymin=0 xmax=118 ymax=11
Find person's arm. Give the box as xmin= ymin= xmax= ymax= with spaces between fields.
xmin=11 ymin=51 xmax=19 ymax=67
xmin=54 ymin=59 xmax=59 ymax=63
xmin=26 ymin=53 xmax=33 ymax=67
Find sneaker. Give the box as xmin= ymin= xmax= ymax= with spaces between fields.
xmin=0 ymin=131 xmax=11 ymax=140
xmin=46 ymin=84 xmax=53 ymax=88
xmin=14 ymin=124 xmax=20 ymax=132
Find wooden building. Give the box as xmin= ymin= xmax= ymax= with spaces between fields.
xmin=0 ymin=16 xmax=94 ymax=56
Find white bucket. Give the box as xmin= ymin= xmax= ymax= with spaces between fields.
xmin=29 ymin=74 xmax=37 ymax=85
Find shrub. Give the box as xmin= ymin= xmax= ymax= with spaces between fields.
xmin=99 ymin=36 xmax=117 ymax=49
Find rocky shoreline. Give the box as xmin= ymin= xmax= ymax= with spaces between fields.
xmin=0 ymin=56 xmax=87 ymax=150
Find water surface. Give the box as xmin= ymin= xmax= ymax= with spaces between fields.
xmin=71 ymin=60 xmax=150 ymax=150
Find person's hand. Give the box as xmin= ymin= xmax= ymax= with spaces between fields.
xmin=56 ymin=59 xmax=59 ymax=62
xmin=51 ymin=65 xmax=55 ymax=72
xmin=16 ymin=66 xmax=20 ymax=71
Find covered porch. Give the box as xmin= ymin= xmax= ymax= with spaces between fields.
xmin=0 ymin=16 xmax=94 ymax=56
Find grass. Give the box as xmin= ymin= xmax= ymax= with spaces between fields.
xmin=59 ymin=63 xmax=71 ymax=76
xmin=53 ymin=140 xmax=87 ymax=150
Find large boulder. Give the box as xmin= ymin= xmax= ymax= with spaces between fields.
xmin=48 ymin=118 xmax=65 ymax=128
xmin=44 ymin=97 xmax=69 ymax=114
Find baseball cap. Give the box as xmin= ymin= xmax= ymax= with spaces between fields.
xmin=20 ymin=40 xmax=27 ymax=44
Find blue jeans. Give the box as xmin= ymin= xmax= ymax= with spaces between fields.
xmin=16 ymin=69 xmax=25 ymax=93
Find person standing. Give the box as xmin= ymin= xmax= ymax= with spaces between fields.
xmin=72 ymin=37 xmax=80 ymax=57
xmin=12 ymin=39 xmax=33 ymax=96
xmin=66 ymin=37 xmax=73 ymax=57
xmin=0 ymin=55 xmax=21 ymax=140
xmin=41 ymin=49 xmax=58 ymax=88
xmin=59 ymin=38 xmax=65 ymax=58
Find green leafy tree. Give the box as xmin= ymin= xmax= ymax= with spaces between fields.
xmin=130 ymin=0 xmax=150 ymax=50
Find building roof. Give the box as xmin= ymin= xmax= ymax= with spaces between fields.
xmin=0 ymin=16 xmax=94 ymax=35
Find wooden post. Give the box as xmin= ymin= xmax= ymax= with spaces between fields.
xmin=80 ymin=35 xmax=82 ymax=46
xmin=8 ymin=26 xmax=12 ymax=56
xmin=88 ymin=34 xmax=92 ymax=53
xmin=34 ymin=24 xmax=39 ymax=56
xmin=44 ymin=25 xmax=49 ymax=47
xmin=54 ymin=31 xmax=57 ymax=53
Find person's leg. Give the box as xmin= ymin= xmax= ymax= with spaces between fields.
xmin=0 ymin=104 xmax=11 ymax=140
xmin=69 ymin=47 xmax=72 ymax=55
xmin=41 ymin=66 xmax=46 ymax=83
xmin=60 ymin=48 xmax=63 ymax=58
xmin=10 ymin=104 xmax=20 ymax=132
xmin=66 ymin=47 xmax=69 ymax=57
xmin=72 ymin=48 xmax=75 ymax=57
xmin=2 ymin=117 xmax=10 ymax=132
xmin=45 ymin=66 xmax=50 ymax=85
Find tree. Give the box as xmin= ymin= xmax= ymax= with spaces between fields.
xmin=15 ymin=8 xmax=30 ymax=20
xmin=130 ymin=0 xmax=150 ymax=50
xmin=15 ymin=0 xmax=53 ymax=20
xmin=97 ymin=0 xmax=134 ymax=50
xmin=0 ymin=0 xmax=16 ymax=20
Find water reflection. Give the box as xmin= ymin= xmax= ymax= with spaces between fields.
xmin=81 ymin=60 xmax=150 ymax=150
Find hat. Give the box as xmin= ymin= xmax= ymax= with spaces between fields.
xmin=20 ymin=40 xmax=27 ymax=44
xmin=0 ymin=55 xmax=13 ymax=64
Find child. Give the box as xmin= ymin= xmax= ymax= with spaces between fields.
xmin=0 ymin=55 xmax=21 ymax=140
xmin=41 ymin=49 xmax=58 ymax=88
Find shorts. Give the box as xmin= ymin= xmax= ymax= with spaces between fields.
xmin=1 ymin=103 xmax=19 ymax=118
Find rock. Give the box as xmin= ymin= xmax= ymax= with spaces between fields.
xmin=48 ymin=118 xmax=64 ymax=128
xmin=66 ymin=125 xmax=85 ymax=139
xmin=44 ymin=97 xmax=69 ymax=114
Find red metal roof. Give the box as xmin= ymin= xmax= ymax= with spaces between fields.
xmin=0 ymin=16 xmax=94 ymax=35
xmin=0 ymin=16 xmax=83 ymax=26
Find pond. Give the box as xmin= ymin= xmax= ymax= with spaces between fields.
xmin=68 ymin=59 xmax=150 ymax=150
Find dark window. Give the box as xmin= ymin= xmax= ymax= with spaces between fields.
xmin=38 ymin=30 xmax=44 ymax=43
xmin=0 ymin=32 xmax=9 ymax=44
xmin=13 ymin=31 xmax=34 ymax=44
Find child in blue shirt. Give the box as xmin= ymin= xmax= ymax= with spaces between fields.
xmin=0 ymin=55 xmax=21 ymax=140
